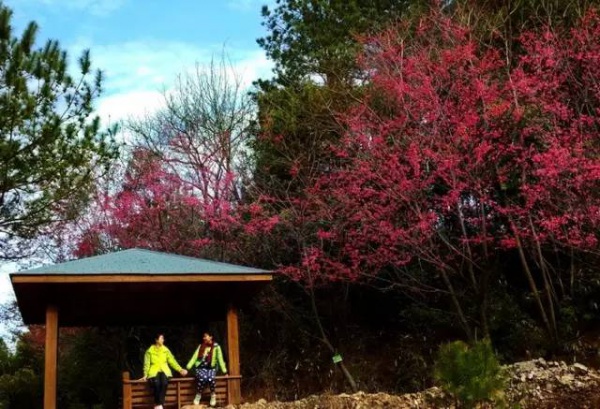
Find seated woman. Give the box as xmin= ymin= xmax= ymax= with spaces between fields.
xmin=141 ymin=333 xmax=187 ymax=409
xmin=186 ymin=331 xmax=228 ymax=407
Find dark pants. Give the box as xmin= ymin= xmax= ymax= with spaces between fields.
xmin=195 ymin=366 xmax=217 ymax=394
xmin=148 ymin=372 xmax=169 ymax=404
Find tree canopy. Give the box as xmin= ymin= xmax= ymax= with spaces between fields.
xmin=0 ymin=2 xmax=118 ymax=260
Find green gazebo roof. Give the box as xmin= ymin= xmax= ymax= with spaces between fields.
xmin=10 ymin=248 xmax=273 ymax=326
xmin=16 ymin=248 xmax=269 ymax=275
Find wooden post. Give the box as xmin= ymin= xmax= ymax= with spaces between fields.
xmin=44 ymin=305 xmax=59 ymax=409
xmin=176 ymin=379 xmax=181 ymax=408
xmin=122 ymin=372 xmax=132 ymax=409
xmin=226 ymin=304 xmax=241 ymax=405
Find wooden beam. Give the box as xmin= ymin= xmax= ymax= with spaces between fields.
xmin=122 ymin=374 xmax=240 ymax=385
xmin=226 ymin=304 xmax=241 ymax=405
xmin=122 ymin=372 xmax=132 ymax=409
xmin=44 ymin=305 xmax=58 ymax=409
xmin=12 ymin=273 xmax=273 ymax=284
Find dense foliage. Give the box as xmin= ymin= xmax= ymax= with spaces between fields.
xmin=0 ymin=2 xmax=118 ymax=260
xmin=4 ymin=1 xmax=600 ymax=408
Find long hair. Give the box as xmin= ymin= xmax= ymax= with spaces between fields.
xmin=199 ymin=333 xmax=214 ymax=364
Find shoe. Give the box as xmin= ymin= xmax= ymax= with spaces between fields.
xmin=209 ymin=393 xmax=217 ymax=407
xmin=193 ymin=393 xmax=201 ymax=405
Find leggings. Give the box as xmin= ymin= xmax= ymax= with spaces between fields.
xmin=148 ymin=372 xmax=169 ymax=404
xmin=195 ymin=366 xmax=217 ymax=394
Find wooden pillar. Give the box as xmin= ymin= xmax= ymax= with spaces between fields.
xmin=44 ymin=305 xmax=59 ymax=409
xmin=122 ymin=372 xmax=132 ymax=409
xmin=226 ymin=304 xmax=241 ymax=405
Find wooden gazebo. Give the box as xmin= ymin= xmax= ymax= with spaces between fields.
xmin=9 ymin=248 xmax=273 ymax=409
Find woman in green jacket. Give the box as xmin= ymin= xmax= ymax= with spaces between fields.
xmin=186 ymin=331 xmax=227 ymax=407
xmin=141 ymin=333 xmax=187 ymax=409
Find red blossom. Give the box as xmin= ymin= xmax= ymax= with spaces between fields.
xmin=280 ymin=10 xmax=600 ymax=303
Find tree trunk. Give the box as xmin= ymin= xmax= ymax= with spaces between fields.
xmin=513 ymin=230 xmax=555 ymax=339
xmin=440 ymin=268 xmax=474 ymax=342
xmin=479 ymin=266 xmax=491 ymax=340
xmin=529 ymin=217 xmax=558 ymax=340
xmin=308 ymin=281 xmax=359 ymax=392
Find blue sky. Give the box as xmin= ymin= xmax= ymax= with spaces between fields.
xmin=0 ymin=0 xmax=275 ymax=305
xmin=5 ymin=0 xmax=275 ymax=124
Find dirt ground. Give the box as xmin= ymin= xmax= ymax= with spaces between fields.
xmin=186 ymin=386 xmax=600 ymax=408
xmin=183 ymin=359 xmax=600 ymax=409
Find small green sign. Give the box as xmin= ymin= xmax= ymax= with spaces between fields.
xmin=332 ymin=354 xmax=343 ymax=364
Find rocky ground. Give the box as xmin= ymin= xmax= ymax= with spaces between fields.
xmin=505 ymin=359 xmax=600 ymax=408
xmin=182 ymin=359 xmax=600 ymax=409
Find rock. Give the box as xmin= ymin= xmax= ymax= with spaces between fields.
xmin=222 ymin=359 xmax=600 ymax=409
xmin=573 ymin=363 xmax=589 ymax=373
xmin=556 ymin=373 xmax=574 ymax=385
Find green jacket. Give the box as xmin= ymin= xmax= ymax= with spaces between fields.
xmin=186 ymin=343 xmax=227 ymax=374
xmin=143 ymin=345 xmax=183 ymax=378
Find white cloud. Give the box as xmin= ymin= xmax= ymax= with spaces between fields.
xmin=84 ymin=40 xmax=211 ymax=95
xmin=27 ymin=0 xmax=126 ymax=16
xmin=235 ymin=50 xmax=274 ymax=87
xmin=96 ymin=90 xmax=164 ymax=127
xmin=75 ymin=40 xmax=274 ymax=125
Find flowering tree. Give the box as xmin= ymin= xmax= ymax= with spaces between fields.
xmin=284 ymin=11 xmax=600 ymax=341
xmin=129 ymin=57 xmax=254 ymax=205
xmin=67 ymin=56 xmax=279 ymax=263
xmin=72 ymin=146 xmax=278 ymax=265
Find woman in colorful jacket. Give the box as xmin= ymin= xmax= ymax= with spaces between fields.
xmin=186 ymin=331 xmax=228 ymax=407
xmin=141 ymin=333 xmax=187 ymax=409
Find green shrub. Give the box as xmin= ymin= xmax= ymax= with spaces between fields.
xmin=434 ymin=339 xmax=506 ymax=409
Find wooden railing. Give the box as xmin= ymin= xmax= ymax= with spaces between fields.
xmin=122 ymin=372 xmax=240 ymax=408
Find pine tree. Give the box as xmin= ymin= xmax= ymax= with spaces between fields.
xmin=0 ymin=2 xmax=118 ymax=260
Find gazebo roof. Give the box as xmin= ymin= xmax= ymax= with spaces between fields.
xmin=10 ymin=248 xmax=273 ymax=326
xmin=17 ymin=248 xmax=269 ymax=275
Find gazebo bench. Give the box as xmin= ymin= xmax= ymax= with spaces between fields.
xmin=122 ymin=372 xmax=239 ymax=408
